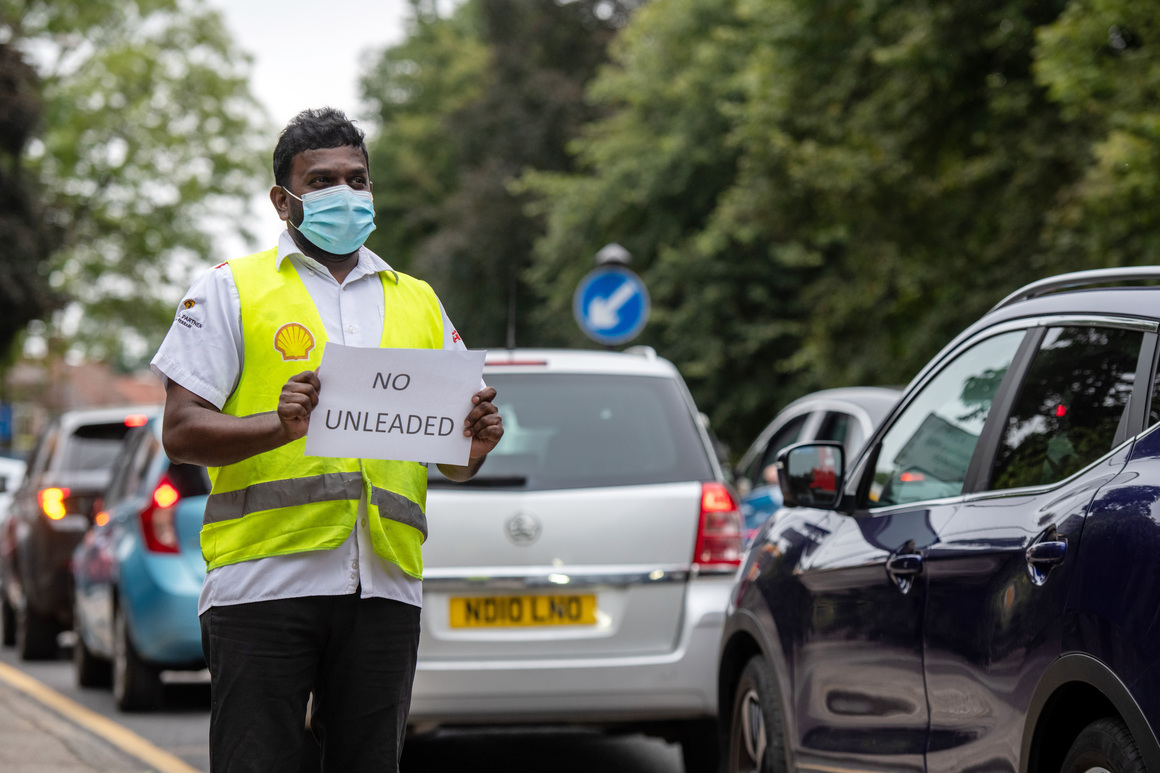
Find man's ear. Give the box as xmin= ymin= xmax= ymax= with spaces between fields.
xmin=270 ymin=185 xmax=291 ymax=222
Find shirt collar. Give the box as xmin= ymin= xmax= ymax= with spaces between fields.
xmin=274 ymin=230 xmax=394 ymax=277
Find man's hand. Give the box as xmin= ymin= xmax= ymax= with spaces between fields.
xmin=464 ymin=386 xmax=503 ymax=459
xmin=438 ymin=386 xmax=503 ymax=482
xmin=277 ymin=370 xmax=321 ymax=442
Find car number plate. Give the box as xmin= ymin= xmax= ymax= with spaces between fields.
xmin=449 ymin=594 xmax=597 ymax=628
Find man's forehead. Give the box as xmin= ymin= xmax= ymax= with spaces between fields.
xmin=290 ymin=145 xmax=367 ymax=175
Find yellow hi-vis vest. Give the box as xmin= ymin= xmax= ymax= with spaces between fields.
xmin=200 ymin=247 xmax=443 ymax=577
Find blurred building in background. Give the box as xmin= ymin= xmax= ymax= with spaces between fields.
xmin=1 ymin=359 xmax=165 ymax=457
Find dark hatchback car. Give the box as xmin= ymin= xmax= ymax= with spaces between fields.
xmin=1 ymin=406 xmax=158 ymax=660
xmin=718 ymin=267 xmax=1160 ymax=773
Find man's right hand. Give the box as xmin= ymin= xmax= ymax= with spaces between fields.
xmin=277 ymin=370 xmax=321 ymax=441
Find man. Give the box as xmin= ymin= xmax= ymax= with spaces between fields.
xmin=152 ymin=107 xmax=502 ymax=772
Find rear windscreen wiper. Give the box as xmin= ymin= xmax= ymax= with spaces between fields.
xmin=428 ymin=475 xmax=528 ymax=488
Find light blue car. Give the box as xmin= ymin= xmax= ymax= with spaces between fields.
xmin=71 ymin=418 xmax=207 ymax=711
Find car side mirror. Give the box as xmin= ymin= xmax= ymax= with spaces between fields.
xmin=777 ymin=442 xmax=845 ymax=510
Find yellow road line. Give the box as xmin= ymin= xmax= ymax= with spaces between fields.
xmin=0 ymin=660 xmax=202 ymax=773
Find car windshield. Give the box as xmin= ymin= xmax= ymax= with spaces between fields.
xmin=60 ymin=422 xmax=134 ymax=472
xmin=430 ymin=372 xmax=714 ymax=490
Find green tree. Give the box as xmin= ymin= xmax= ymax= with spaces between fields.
xmin=526 ymin=0 xmax=1087 ymax=452
xmin=1035 ymin=1 xmax=1160 ymax=266
xmin=1 ymin=0 xmax=267 ymax=366
xmin=0 ymin=40 xmax=59 ymax=361
xmin=362 ymin=0 xmax=641 ymax=348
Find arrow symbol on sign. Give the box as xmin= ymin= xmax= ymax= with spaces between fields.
xmin=588 ymin=280 xmax=637 ymax=330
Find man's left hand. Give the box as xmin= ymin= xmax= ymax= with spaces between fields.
xmin=438 ymin=386 xmax=502 ymax=482
xmin=464 ymin=386 xmax=503 ymax=460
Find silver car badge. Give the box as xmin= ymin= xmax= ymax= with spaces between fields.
xmin=505 ymin=511 xmax=541 ymax=546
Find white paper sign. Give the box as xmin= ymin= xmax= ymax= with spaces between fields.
xmin=304 ymin=344 xmax=486 ymax=466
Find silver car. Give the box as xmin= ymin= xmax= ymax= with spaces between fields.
xmin=410 ymin=348 xmax=743 ymax=772
xmin=733 ymin=387 xmax=902 ymax=541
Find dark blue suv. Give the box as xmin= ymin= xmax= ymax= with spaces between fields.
xmin=718 ymin=267 xmax=1160 ymax=773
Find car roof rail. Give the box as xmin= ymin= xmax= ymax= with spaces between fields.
xmin=990 ymin=266 xmax=1160 ymax=312
xmin=623 ymin=345 xmax=657 ymax=360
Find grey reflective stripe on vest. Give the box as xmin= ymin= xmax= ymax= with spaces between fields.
xmin=370 ymin=487 xmax=428 ymax=540
xmin=204 ymin=471 xmax=428 ymax=539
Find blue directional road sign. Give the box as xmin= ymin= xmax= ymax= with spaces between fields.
xmin=573 ymin=265 xmax=650 ymax=346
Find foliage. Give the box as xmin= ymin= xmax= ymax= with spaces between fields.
xmin=524 ymin=0 xmax=1160 ymax=454
xmin=362 ymin=0 xmax=643 ymax=348
xmin=0 ymin=41 xmax=59 ymax=359
xmin=1035 ymin=0 xmax=1160 ymax=266
xmin=0 ymin=0 xmax=267 ymax=367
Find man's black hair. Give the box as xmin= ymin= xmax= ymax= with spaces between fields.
xmin=272 ymin=107 xmax=369 ymax=188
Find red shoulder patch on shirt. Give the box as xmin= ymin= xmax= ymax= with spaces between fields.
xmin=213 ymin=262 xmax=227 ymax=269
xmin=451 ymin=329 xmax=462 ymax=343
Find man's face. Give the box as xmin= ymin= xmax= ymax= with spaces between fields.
xmin=272 ymin=145 xmax=371 ymax=229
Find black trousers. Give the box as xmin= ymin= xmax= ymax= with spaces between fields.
xmin=200 ymin=594 xmax=421 ymax=773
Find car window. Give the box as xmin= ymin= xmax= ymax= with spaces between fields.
xmin=59 ymin=422 xmax=133 ymax=472
xmin=1149 ymin=353 xmax=1160 ymax=429
xmin=989 ymin=326 xmax=1143 ymax=490
xmin=748 ymin=414 xmax=810 ymax=490
xmin=868 ymin=331 xmax=1026 ymax=507
xmin=101 ymin=430 xmax=146 ymax=508
xmin=430 ymin=373 xmax=714 ymax=490
xmin=125 ymin=431 xmax=160 ymax=501
xmin=26 ymin=426 xmax=57 ymax=477
xmin=818 ymin=411 xmax=865 ymax=456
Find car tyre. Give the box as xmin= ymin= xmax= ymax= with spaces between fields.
xmin=16 ymin=601 xmax=59 ymax=660
xmin=1060 ymin=717 xmax=1146 ymax=773
xmin=1 ymin=592 xmax=15 ymax=647
xmin=112 ymin=605 xmax=162 ymax=711
xmin=73 ymin=598 xmax=112 ymax=688
xmin=725 ymin=655 xmax=787 ymax=773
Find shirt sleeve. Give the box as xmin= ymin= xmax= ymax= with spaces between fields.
xmin=150 ymin=264 xmax=243 ymax=410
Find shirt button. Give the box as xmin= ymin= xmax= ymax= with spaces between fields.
xmin=348 ymin=325 xmax=355 ymax=333
xmin=308 ymin=269 xmax=315 ymax=276
xmin=361 ymin=518 xmax=368 ymax=528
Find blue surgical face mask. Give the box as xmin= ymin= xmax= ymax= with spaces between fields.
xmin=283 ymin=184 xmax=376 ymax=255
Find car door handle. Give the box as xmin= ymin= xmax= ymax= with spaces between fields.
xmin=886 ymin=554 xmax=923 ymax=577
xmin=1025 ymin=538 xmax=1067 ymax=585
xmin=885 ymin=553 xmax=923 ymax=594
xmin=1026 ymin=540 xmax=1067 ymax=566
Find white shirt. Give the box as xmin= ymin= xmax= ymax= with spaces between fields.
xmin=151 ymin=232 xmax=467 ymax=614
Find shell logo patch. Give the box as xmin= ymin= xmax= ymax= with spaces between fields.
xmin=182 ymin=299 xmax=195 ymax=310
xmin=274 ymin=322 xmax=316 ymax=361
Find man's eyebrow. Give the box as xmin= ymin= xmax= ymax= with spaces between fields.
xmin=303 ymin=163 xmax=369 ymax=177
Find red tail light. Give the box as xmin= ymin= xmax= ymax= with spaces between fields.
xmin=141 ymin=475 xmax=180 ymax=553
xmin=694 ymin=482 xmax=744 ymax=571
xmin=38 ymin=487 xmax=70 ymax=520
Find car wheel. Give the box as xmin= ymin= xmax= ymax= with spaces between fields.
xmin=112 ymin=605 xmax=162 ymax=711
xmin=1 ymin=592 xmax=15 ymax=647
xmin=726 ymin=655 xmax=787 ymax=773
xmin=677 ymin=719 xmax=719 ymax=773
xmin=16 ymin=601 xmax=58 ymax=660
xmin=1060 ymin=717 xmax=1146 ymax=773
xmin=73 ymin=597 xmax=111 ymax=688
